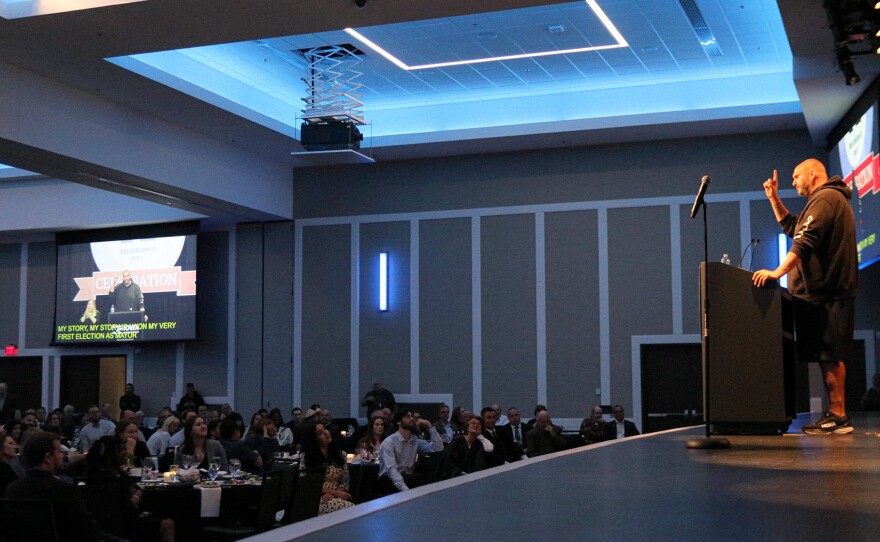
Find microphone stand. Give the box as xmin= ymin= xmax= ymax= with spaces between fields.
xmin=686 ymin=176 xmax=730 ymax=450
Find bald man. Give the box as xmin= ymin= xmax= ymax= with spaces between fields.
xmin=753 ymin=158 xmax=857 ymax=434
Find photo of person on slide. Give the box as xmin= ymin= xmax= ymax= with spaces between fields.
xmin=109 ymin=269 xmax=148 ymax=322
xmin=79 ymin=299 xmax=100 ymax=324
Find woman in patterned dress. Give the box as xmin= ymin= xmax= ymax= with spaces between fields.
xmin=301 ymin=421 xmax=355 ymax=515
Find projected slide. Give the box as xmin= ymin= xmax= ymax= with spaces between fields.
xmin=837 ymin=105 xmax=880 ymax=269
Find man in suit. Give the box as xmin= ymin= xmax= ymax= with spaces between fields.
xmin=603 ymin=404 xmax=640 ymax=440
xmin=480 ymin=406 xmax=512 ymax=468
xmin=498 ymin=407 xmax=528 ymax=461
xmin=5 ymin=432 xmax=117 ymax=541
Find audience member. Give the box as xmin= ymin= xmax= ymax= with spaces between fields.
xmin=480 ymin=406 xmax=511 ymax=467
xmin=100 ymin=402 xmax=115 ymax=421
xmin=525 ymin=410 xmax=566 ymax=457
xmin=80 ymin=404 xmax=116 ymax=452
xmin=433 ymin=403 xmax=453 ymax=444
xmin=603 ymin=405 xmax=640 ymax=440
xmin=60 ymin=403 xmax=79 ymax=440
xmin=0 ymin=433 xmax=19 ymax=495
xmin=136 ymin=410 xmax=154 ymax=440
xmin=377 ymin=409 xmax=443 ymax=493
xmin=245 ymin=416 xmax=281 ymax=466
xmin=146 ymin=415 xmax=180 ymax=456
xmin=498 ymin=407 xmax=527 ymax=461
xmin=35 ymin=406 xmax=48 ymax=427
xmin=355 ymin=415 xmax=385 ymax=455
xmin=243 ymin=410 xmax=266 ymax=440
xmin=116 ymin=420 xmax=150 ymax=467
xmin=175 ymin=382 xmax=206 ymax=414
xmin=361 ymin=379 xmax=396 ymax=418
xmin=84 ymin=435 xmax=174 ymax=542
xmin=118 ymin=383 xmax=141 ymax=413
xmin=42 ymin=410 xmax=65 ymax=438
xmin=580 ymin=405 xmax=607 ymax=445
xmin=491 ymin=403 xmax=509 ymax=426
xmin=174 ymin=415 xmax=227 ymax=471
xmin=269 ymin=408 xmax=294 ymax=447
xmin=437 ymin=414 xmax=490 ymax=480
xmin=168 ymin=410 xmax=197 ymax=448
xmin=450 ymin=406 xmax=470 ymax=437
xmin=218 ymin=418 xmax=263 ymax=473
xmin=300 ymin=421 xmax=355 ymax=515
xmin=119 ymin=409 xmax=146 ymax=441
xmin=6 ymin=432 xmax=113 ymax=541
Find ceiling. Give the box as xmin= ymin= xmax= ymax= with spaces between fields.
xmin=0 ymin=0 xmax=878 ymax=229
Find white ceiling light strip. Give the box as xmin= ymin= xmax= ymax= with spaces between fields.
xmin=345 ymin=0 xmax=628 ymax=71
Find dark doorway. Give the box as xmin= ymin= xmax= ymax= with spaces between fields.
xmin=640 ymin=343 xmax=703 ymax=433
xmin=0 ymin=356 xmax=43 ymax=412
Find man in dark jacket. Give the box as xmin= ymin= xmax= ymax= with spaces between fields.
xmin=6 ymin=432 xmax=118 ymax=541
xmin=753 ymin=159 xmax=858 ymax=434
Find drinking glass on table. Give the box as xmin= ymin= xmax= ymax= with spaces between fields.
xmin=169 ymin=464 xmax=180 ymax=482
xmin=181 ymin=454 xmax=194 ymax=470
xmin=141 ymin=457 xmax=155 ymax=481
xmin=208 ymin=456 xmax=220 ymax=481
xmin=228 ymin=458 xmax=241 ymax=479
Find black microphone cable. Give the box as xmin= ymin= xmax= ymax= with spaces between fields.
xmin=739 ymin=238 xmax=761 ymax=271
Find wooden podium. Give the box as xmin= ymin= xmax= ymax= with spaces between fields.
xmin=700 ymin=262 xmax=795 ymax=434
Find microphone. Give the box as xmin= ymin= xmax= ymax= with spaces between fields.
xmin=690 ymin=175 xmax=710 ymax=218
xmin=739 ymin=238 xmax=761 ymax=270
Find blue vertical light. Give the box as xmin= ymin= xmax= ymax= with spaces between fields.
xmin=778 ymin=234 xmax=789 ymax=289
xmin=379 ymin=252 xmax=388 ymax=311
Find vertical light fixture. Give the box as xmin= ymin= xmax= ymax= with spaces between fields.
xmin=777 ymin=234 xmax=789 ymax=289
xmin=379 ymin=252 xmax=388 ymax=311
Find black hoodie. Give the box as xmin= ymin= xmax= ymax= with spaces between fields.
xmin=779 ymin=175 xmax=858 ymax=302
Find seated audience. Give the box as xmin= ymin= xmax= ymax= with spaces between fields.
xmin=4 ymin=420 xmax=24 ymax=445
xmin=6 ymin=432 xmax=113 ymax=541
xmin=450 ymin=406 xmax=470 ymax=437
xmin=580 ymin=405 xmax=607 ymax=445
xmin=174 ymin=415 xmax=228 ymax=471
xmin=42 ymin=410 xmax=65 ymax=439
xmin=243 ymin=410 xmax=266 ymax=440
xmin=354 ymin=415 xmax=386 ymax=455
xmin=603 ymin=404 xmax=640 ymax=440
xmin=168 ymin=410 xmax=196 ymax=448
xmin=480 ymin=406 xmax=512 ymax=467
xmin=525 ymin=409 xmax=567 ymax=457
xmin=300 ymin=421 xmax=355 ymax=515
xmin=377 ymin=409 xmax=443 ymax=493
xmin=146 ymin=415 xmax=180 ymax=457
xmin=218 ymin=418 xmax=263 ymax=473
xmin=437 ymin=414 xmax=491 ymax=480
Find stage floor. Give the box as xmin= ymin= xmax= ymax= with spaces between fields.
xmin=251 ymin=412 xmax=880 ymax=542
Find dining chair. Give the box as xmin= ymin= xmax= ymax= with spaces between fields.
xmin=201 ymin=470 xmax=284 ymax=541
xmin=0 ymin=497 xmax=60 ymax=542
xmin=270 ymin=461 xmax=299 ymax=524
xmin=287 ymin=466 xmax=324 ymax=523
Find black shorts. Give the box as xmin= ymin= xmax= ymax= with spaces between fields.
xmin=793 ymin=296 xmax=855 ymax=363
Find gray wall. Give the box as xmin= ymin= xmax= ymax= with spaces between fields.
xmin=293 ymin=130 xmax=880 ymax=428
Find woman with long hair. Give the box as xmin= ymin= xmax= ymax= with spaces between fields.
xmin=146 ymin=415 xmax=180 ymax=456
xmin=115 ymin=421 xmax=150 ymax=468
xmin=268 ymin=408 xmax=294 ymax=448
xmin=80 ymin=298 xmax=100 ymax=324
xmin=300 ymin=422 xmax=354 ymax=515
xmin=3 ymin=420 xmax=24 ymax=445
xmin=354 ymin=416 xmax=385 ymax=455
xmin=0 ymin=434 xmax=20 ymax=495
xmin=42 ymin=411 xmax=65 ymax=437
xmin=174 ymin=415 xmax=227 ymax=470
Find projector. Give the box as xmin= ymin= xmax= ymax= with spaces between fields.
xmin=300 ymin=122 xmax=363 ymax=151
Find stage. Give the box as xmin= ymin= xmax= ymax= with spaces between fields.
xmin=250 ymin=413 xmax=880 ymax=541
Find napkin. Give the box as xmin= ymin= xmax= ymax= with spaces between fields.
xmin=197 ymin=485 xmax=222 ymax=517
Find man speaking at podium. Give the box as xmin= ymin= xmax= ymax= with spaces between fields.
xmin=752 ymin=159 xmax=858 ymax=435
xmin=110 ymin=269 xmax=148 ymax=322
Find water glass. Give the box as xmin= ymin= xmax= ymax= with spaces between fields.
xmin=141 ymin=457 xmax=155 ymax=481
xmin=169 ymin=464 xmax=180 ymax=482
xmin=208 ymin=458 xmax=220 ymax=481
xmin=229 ymin=458 xmax=241 ymax=478
xmin=181 ymin=454 xmax=194 ymax=470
